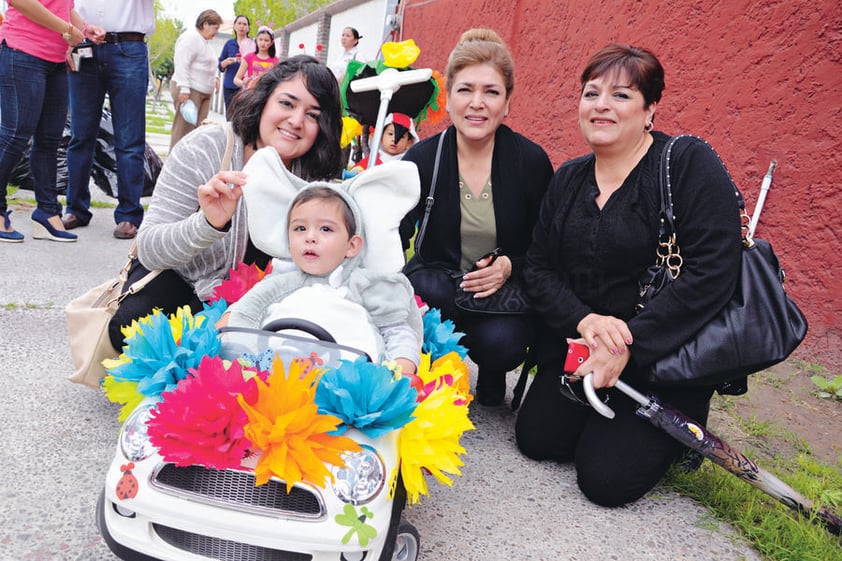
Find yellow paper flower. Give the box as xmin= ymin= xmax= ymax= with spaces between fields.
xmin=399 ymin=381 xmax=474 ymax=504
xmin=102 ymin=377 xmax=145 ymax=422
xmin=341 ymin=115 xmax=363 ymax=148
xmin=431 ymin=352 xmax=472 ymax=402
xmin=382 ymin=39 xmax=420 ymax=68
xmin=237 ymin=357 xmax=362 ymax=490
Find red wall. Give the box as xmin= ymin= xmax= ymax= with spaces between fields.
xmin=399 ymin=0 xmax=842 ymax=369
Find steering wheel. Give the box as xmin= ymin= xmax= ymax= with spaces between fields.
xmin=261 ymin=318 xmax=337 ymax=343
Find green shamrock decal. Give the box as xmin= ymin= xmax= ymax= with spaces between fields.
xmin=335 ymin=504 xmax=378 ymax=547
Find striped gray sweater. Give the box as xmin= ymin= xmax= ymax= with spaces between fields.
xmin=136 ymin=124 xmax=248 ymax=300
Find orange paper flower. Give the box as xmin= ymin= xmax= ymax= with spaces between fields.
xmin=237 ymin=357 xmax=361 ymax=490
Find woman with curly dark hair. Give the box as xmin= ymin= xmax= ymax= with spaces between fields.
xmin=107 ymin=55 xmax=344 ymax=351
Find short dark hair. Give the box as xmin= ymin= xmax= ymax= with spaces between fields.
xmin=195 ymin=9 xmax=222 ymax=30
xmin=580 ymin=43 xmax=664 ymax=108
xmin=229 ymin=56 xmax=343 ymax=181
xmin=345 ymin=27 xmax=361 ymax=42
xmin=289 ymin=186 xmax=357 ymax=238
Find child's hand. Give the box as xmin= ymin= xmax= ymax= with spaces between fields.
xmin=215 ymin=312 xmax=230 ymax=329
xmin=395 ymin=357 xmax=416 ymax=375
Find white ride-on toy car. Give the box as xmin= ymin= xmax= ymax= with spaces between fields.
xmin=98 ymin=319 xmax=421 ymax=561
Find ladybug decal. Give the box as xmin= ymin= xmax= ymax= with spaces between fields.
xmin=116 ymin=462 xmax=139 ymax=500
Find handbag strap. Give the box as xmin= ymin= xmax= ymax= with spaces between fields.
xmin=220 ymin=123 xmax=235 ymax=172
xmin=654 ymin=135 xmax=687 ymax=279
xmin=413 ymin=128 xmax=447 ymax=256
xmin=657 ymin=135 xmax=751 ymax=279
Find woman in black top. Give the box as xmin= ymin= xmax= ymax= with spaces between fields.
xmin=399 ymin=28 xmax=553 ymax=405
xmin=515 ymin=44 xmax=742 ymax=507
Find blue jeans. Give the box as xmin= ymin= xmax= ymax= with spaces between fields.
xmin=0 ymin=42 xmax=68 ymax=216
xmin=67 ymin=40 xmax=148 ymax=225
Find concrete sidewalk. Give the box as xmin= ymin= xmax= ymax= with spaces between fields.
xmin=0 ymin=114 xmax=764 ymax=559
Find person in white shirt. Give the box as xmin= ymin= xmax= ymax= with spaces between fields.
xmin=63 ymin=0 xmax=155 ymax=240
xmin=169 ymin=9 xmax=222 ymax=150
xmin=330 ymin=26 xmax=361 ymax=81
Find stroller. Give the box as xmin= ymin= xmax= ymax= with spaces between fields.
xmin=98 ymin=317 xmax=421 ymax=561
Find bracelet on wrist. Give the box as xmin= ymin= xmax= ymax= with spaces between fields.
xmin=61 ymin=22 xmax=73 ymax=41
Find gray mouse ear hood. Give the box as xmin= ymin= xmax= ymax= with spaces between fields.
xmin=242 ymin=147 xmax=420 ymax=273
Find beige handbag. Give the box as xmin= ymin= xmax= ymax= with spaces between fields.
xmin=65 ymin=243 xmax=160 ymax=388
xmin=66 ymin=123 xmax=236 ymax=388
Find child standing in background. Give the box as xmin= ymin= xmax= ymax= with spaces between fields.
xmin=234 ymin=26 xmax=278 ymax=89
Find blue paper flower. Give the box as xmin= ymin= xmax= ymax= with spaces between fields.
xmin=315 ymin=358 xmax=418 ymax=439
xmin=198 ymin=298 xmax=229 ymax=325
xmin=422 ymin=307 xmax=468 ymax=360
xmin=107 ymin=307 xmax=222 ymax=399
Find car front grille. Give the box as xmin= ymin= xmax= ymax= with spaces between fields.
xmin=151 ymin=464 xmax=324 ymax=519
xmin=154 ymin=523 xmax=312 ymax=561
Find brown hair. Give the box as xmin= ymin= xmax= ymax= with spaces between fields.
xmin=580 ymin=43 xmax=664 ymax=108
xmin=446 ymin=28 xmax=514 ymax=97
xmin=288 ymin=187 xmax=357 ymax=238
xmin=195 ymin=9 xmax=223 ymax=30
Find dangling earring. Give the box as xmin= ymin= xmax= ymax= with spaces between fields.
xmin=644 ymin=121 xmax=654 ymax=132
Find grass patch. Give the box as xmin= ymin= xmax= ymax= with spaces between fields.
xmin=146 ymin=95 xmax=174 ymax=135
xmin=664 ymin=445 xmax=842 ymax=560
xmin=3 ymin=303 xmax=55 ymax=310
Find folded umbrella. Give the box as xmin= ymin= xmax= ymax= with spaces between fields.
xmin=583 ymin=374 xmax=842 ymax=536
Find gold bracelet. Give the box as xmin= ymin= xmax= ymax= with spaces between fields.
xmin=61 ymin=23 xmax=73 ymax=41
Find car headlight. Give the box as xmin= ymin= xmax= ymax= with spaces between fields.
xmin=331 ymin=445 xmax=385 ymax=505
xmin=120 ymin=404 xmax=157 ymax=462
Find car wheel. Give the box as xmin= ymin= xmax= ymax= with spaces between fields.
xmin=390 ymin=520 xmax=419 ymax=561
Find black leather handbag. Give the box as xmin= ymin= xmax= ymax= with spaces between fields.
xmin=407 ymin=130 xmax=530 ymax=316
xmin=637 ymin=135 xmax=808 ymax=389
xmin=454 ymin=277 xmax=530 ymax=315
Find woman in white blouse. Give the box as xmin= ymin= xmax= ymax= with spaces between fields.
xmin=330 ymin=26 xmax=361 ymax=81
xmin=169 ymin=9 xmax=222 ymax=149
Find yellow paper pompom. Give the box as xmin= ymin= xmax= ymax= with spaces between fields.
xmin=398 ymin=382 xmax=474 ymax=505
xmin=237 ymin=357 xmax=362 ymax=490
xmin=102 ymin=377 xmax=145 ymax=422
xmin=382 ymin=39 xmax=421 ymax=68
xmin=431 ymin=352 xmax=472 ymax=402
xmin=341 ymin=115 xmax=363 ymax=148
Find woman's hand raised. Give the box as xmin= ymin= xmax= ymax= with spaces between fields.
xmin=197 ymin=171 xmax=247 ymax=230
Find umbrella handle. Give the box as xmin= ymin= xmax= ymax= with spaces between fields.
xmin=349 ymin=67 xmax=433 ymax=95
xmin=583 ymin=373 xmax=651 ymax=417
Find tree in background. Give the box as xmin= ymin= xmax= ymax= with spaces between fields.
xmin=148 ymin=1 xmax=181 ymax=93
xmin=233 ymin=0 xmax=333 ymax=28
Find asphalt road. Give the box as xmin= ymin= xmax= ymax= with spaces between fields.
xmin=0 ymin=164 xmax=763 ymax=561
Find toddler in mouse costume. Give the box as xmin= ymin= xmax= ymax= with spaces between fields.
xmin=226 ymin=148 xmax=422 ymax=373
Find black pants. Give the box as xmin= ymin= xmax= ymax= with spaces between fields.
xmin=108 ymin=260 xmax=202 ymax=351
xmin=515 ymin=367 xmax=713 ymax=507
xmin=407 ymin=264 xmax=533 ymax=376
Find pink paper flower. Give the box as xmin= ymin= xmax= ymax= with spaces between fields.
xmin=208 ymin=261 xmax=273 ymax=305
xmin=147 ymin=356 xmax=258 ymax=469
